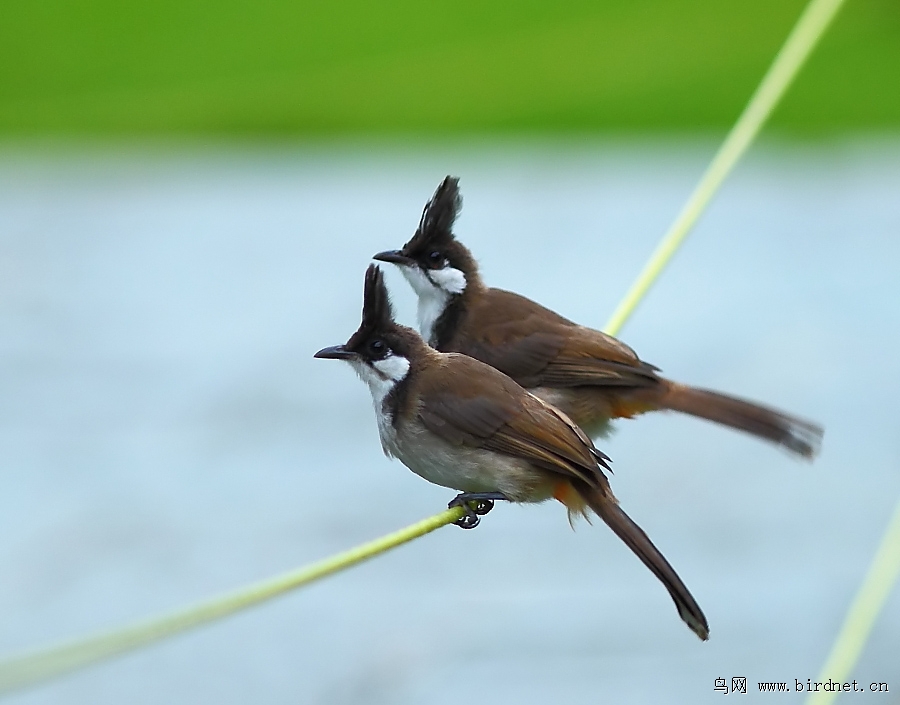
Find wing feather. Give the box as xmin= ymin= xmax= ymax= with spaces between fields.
xmin=456 ymin=289 xmax=660 ymax=389
xmin=416 ymin=354 xmax=609 ymax=488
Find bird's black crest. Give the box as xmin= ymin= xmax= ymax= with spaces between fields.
xmin=361 ymin=264 xmax=395 ymax=332
xmin=406 ymin=176 xmax=462 ymax=251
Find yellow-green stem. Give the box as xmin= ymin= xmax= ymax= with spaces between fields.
xmin=805 ymin=498 xmax=900 ymax=705
xmin=0 ymin=507 xmax=464 ymax=694
xmin=603 ymin=0 xmax=846 ymax=337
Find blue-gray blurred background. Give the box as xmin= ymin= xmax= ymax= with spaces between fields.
xmin=3 ymin=143 xmax=899 ymax=703
xmin=2 ymin=1 xmax=899 ymax=703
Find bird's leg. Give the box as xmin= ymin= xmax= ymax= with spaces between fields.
xmin=447 ymin=492 xmax=510 ymax=529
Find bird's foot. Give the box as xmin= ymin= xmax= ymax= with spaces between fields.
xmin=447 ymin=492 xmax=510 ymax=529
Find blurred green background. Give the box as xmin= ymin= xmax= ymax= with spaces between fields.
xmin=1 ymin=0 xmax=897 ymax=137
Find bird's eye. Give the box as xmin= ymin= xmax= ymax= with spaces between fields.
xmin=427 ymin=250 xmax=442 ymax=264
xmin=368 ymin=339 xmax=386 ymax=357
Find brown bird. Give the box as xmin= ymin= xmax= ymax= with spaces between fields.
xmin=315 ymin=265 xmax=710 ymax=640
xmin=374 ymin=176 xmax=823 ymax=457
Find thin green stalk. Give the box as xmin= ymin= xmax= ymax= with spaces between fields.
xmin=603 ymin=0 xmax=846 ymax=337
xmin=0 ymin=507 xmax=464 ymax=695
xmin=805 ymin=499 xmax=900 ymax=705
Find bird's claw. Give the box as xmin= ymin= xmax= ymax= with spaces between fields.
xmin=453 ymin=508 xmax=481 ymax=529
xmin=447 ymin=493 xmax=505 ymax=529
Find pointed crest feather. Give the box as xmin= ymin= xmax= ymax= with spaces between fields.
xmin=408 ymin=176 xmax=462 ymax=250
xmin=362 ymin=264 xmax=394 ymax=331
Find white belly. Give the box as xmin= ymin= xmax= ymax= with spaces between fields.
xmin=380 ymin=414 xmax=553 ymax=504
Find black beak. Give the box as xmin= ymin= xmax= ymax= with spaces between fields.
xmin=314 ymin=345 xmax=356 ymax=361
xmin=373 ymin=249 xmax=415 ymax=266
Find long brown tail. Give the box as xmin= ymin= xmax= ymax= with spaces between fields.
xmin=660 ymin=381 xmax=823 ymax=459
xmin=584 ymin=488 xmax=709 ymax=641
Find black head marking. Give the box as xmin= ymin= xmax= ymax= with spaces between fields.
xmin=344 ymin=265 xmax=425 ymax=364
xmin=403 ymin=176 xmax=462 ymax=258
xmin=343 ymin=264 xmax=395 ymax=361
xmin=417 ymin=176 xmax=462 ymax=247
xmin=390 ymin=177 xmax=481 ymax=288
xmin=361 ymin=264 xmax=394 ymax=333
xmin=316 ymin=265 xmax=428 ymax=378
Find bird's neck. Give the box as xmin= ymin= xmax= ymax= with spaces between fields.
xmin=417 ymin=274 xmax=483 ymax=349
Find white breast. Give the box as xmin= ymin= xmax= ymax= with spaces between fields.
xmin=399 ymin=264 xmax=466 ymax=346
xmin=416 ymin=292 xmax=450 ymax=346
xmin=348 ymin=355 xmax=410 ymax=457
xmin=389 ymin=418 xmax=552 ymax=503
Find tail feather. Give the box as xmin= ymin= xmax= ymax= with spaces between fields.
xmin=662 ymin=382 xmax=823 ymax=459
xmin=585 ymin=489 xmax=709 ymax=641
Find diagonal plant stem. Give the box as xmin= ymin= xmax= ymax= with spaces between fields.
xmin=0 ymin=507 xmax=465 ymax=694
xmin=603 ymin=0 xmax=847 ymax=337
xmin=805 ymin=499 xmax=900 ymax=705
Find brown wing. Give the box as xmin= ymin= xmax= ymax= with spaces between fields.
xmin=455 ymin=288 xmax=659 ymax=389
xmin=538 ymin=326 xmax=661 ymax=389
xmin=416 ymin=353 xmax=609 ymax=488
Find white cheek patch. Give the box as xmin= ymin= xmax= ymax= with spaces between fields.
xmin=348 ymin=354 xmax=410 ymax=408
xmin=399 ymin=262 xmax=467 ymax=297
xmin=372 ymin=354 xmax=411 ymax=383
xmin=429 ymin=265 xmax=466 ymax=295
